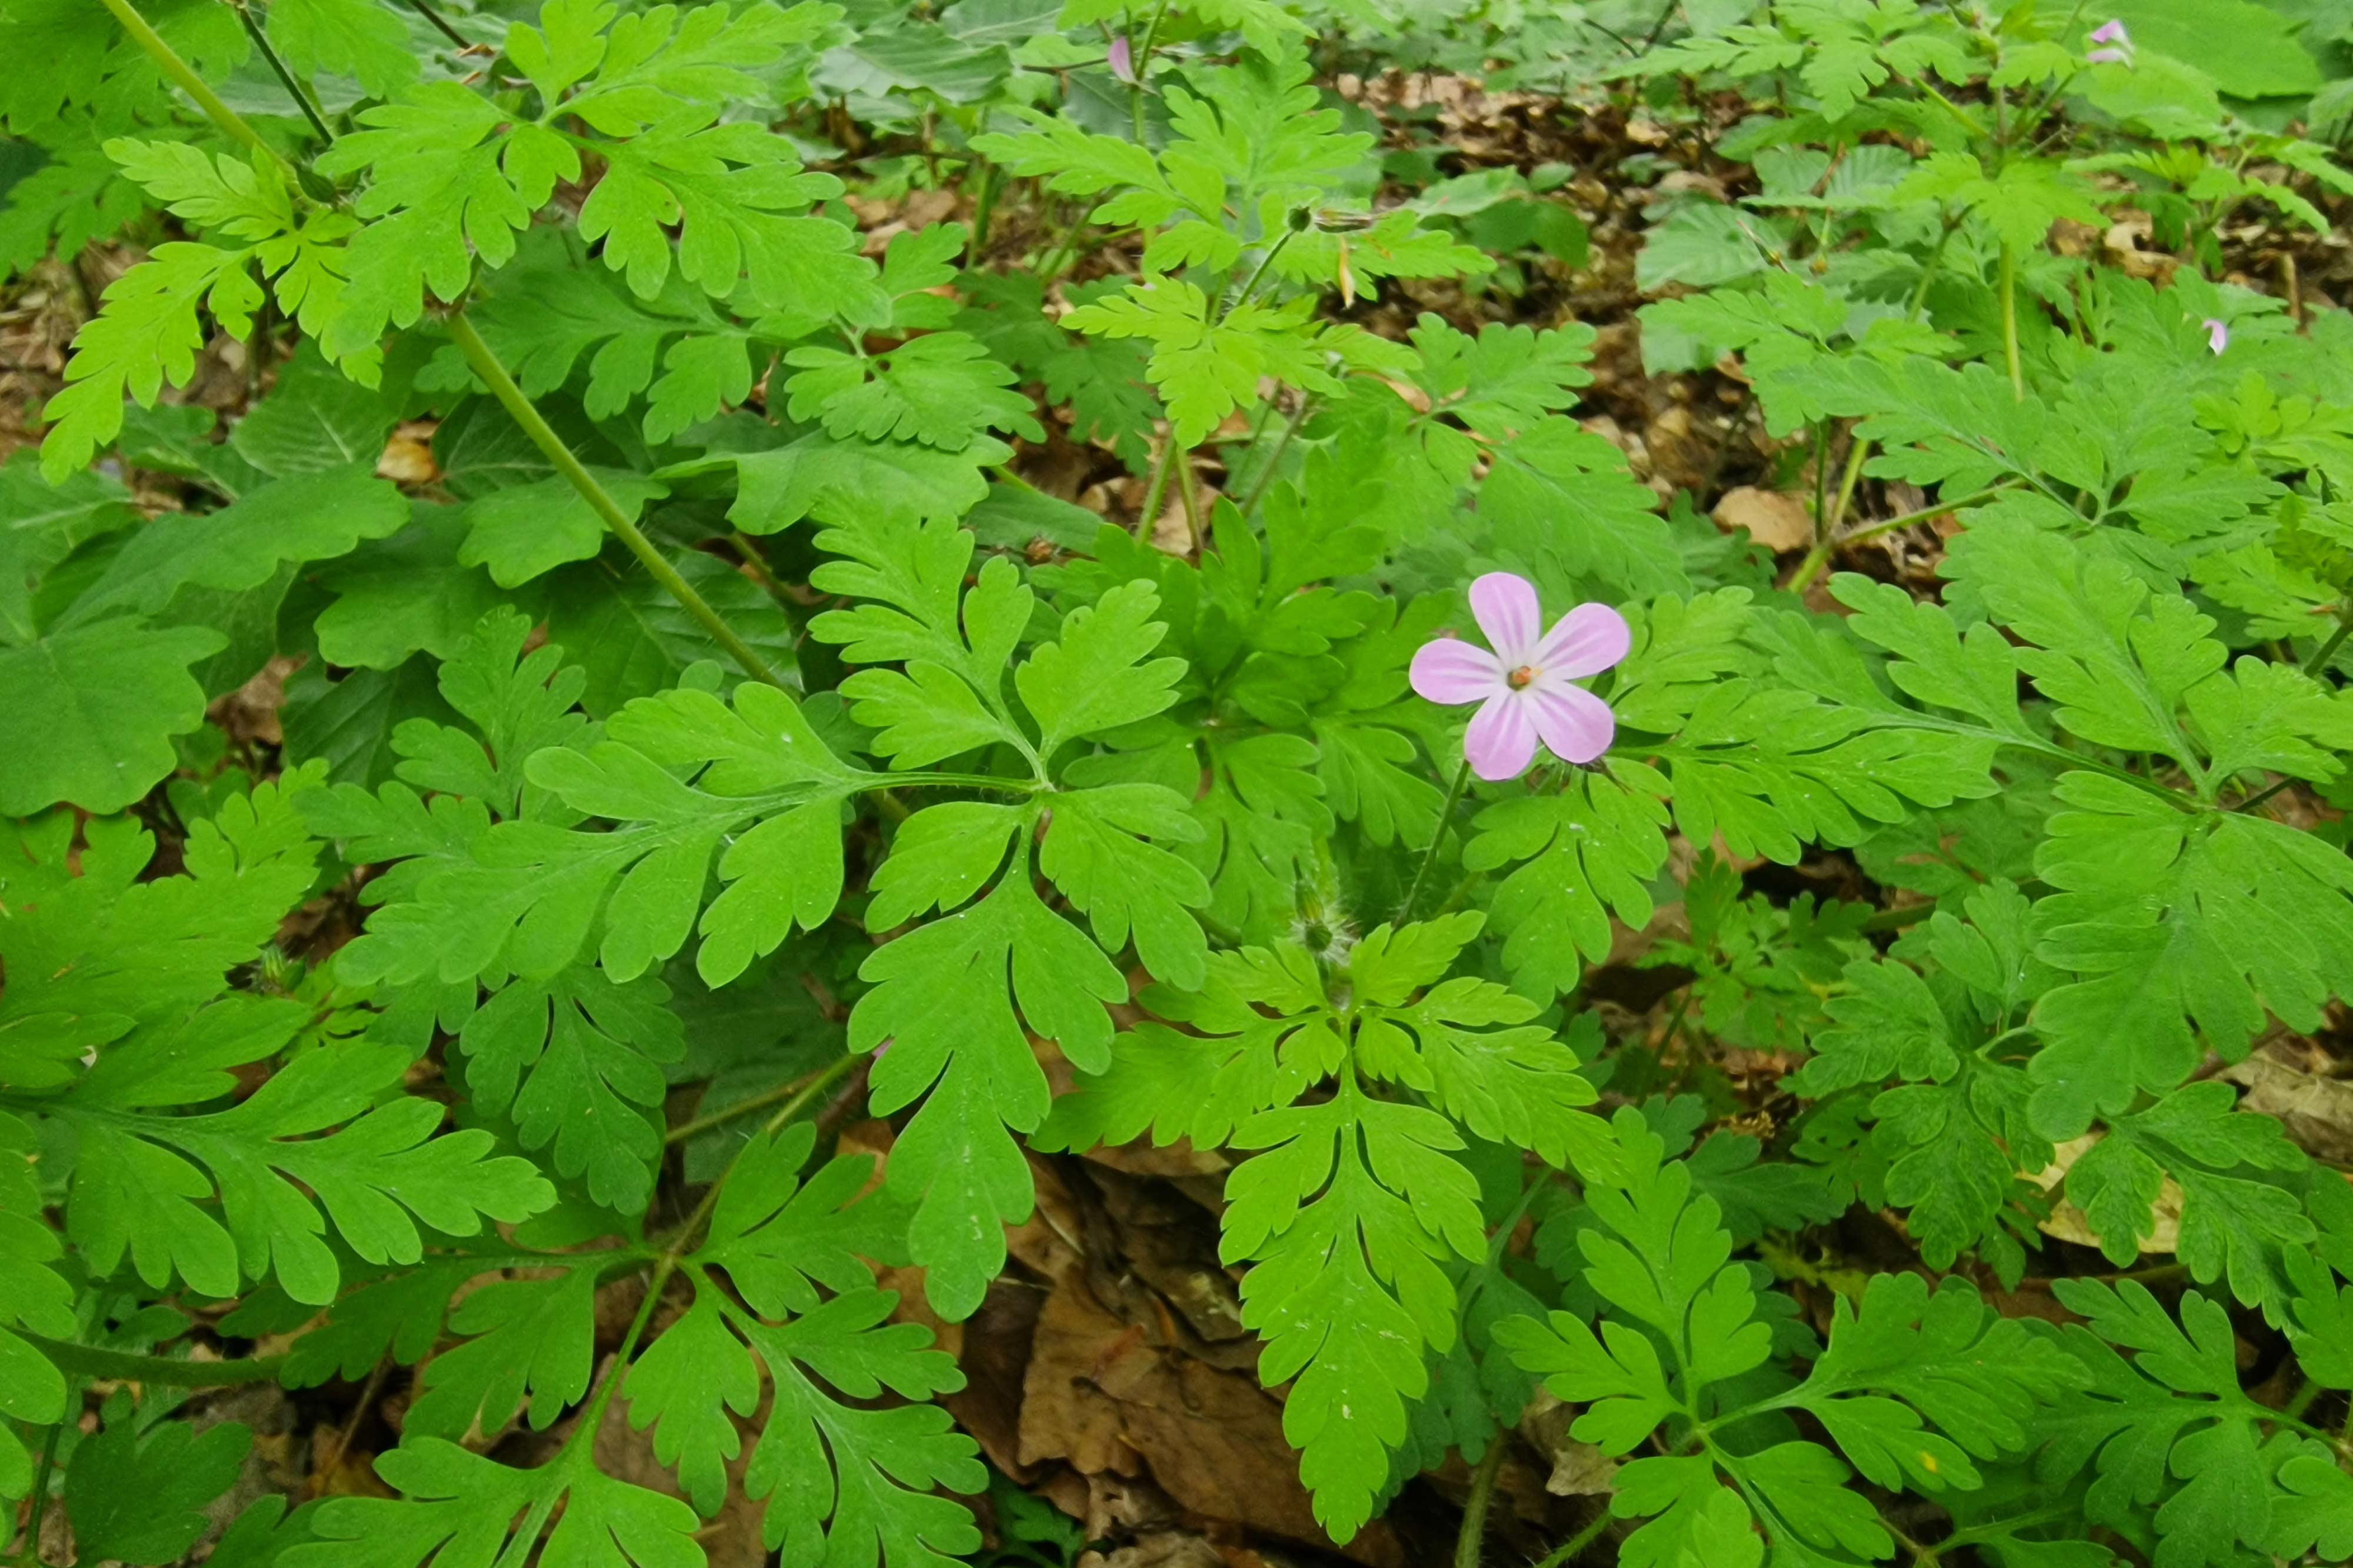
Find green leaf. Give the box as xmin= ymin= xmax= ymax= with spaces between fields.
xmin=457 ymin=968 xmax=685 ymax=1212
xmin=782 ymin=331 xmax=1042 ymax=451
xmin=289 ymin=1437 xmax=702 ymax=1568
xmin=65 ymin=1394 xmax=253 ymax=1566
xmin=0 ymin=620 xmax=222 ymax=815
xmin=458 ymin=469 xmax=667 ymax=587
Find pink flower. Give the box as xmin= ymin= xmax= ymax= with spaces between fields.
xmin=2087 ymin=18 xmax=2131 ymax=63
xmin=1108 ymin=35 xmax=1135 ymax=82
xmin=1410 ymin=572 xmax=1629 ymax=780
xmin=2204 ymin=317 xmax=2229 ymax=355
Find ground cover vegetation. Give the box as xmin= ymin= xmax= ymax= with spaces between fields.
xmin=6 ymin=0 xmax=2353 ymax=1562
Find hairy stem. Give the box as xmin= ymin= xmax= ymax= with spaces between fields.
xmin=1454 ymin=1437 xmax=1508 ymax=1568
xmin=444 ymin=312 xmax=788 ymax=690
xmin=1529 ymin=1509 xmax=1614 ymax=1568
xmin=1239 ymin=393 xmax=1313 ymax=513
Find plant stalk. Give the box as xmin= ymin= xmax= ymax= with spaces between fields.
xmin=1135 ymin=433 xmax=1185 ymax=542
xmin=2304 ymin=614 xmax=2353 ymax=677
xmin=444 ymin=312 xmax=788 ymax=690
xmin=1530 ymin=1509 xmax=1614 ymax=1568
xmin=228 ymin=0 xmax=335 ymax=144
xmin=1402 ymin=756 xmax=1474 ymax=920
xmin=1999 ymin=240 xmax=2025 ymax=400
xmin=404 ymin=0 xmax=472 ymax=47
xmin=22 ymin=1333 xmax=288 ymax=1387
xmin=1454 ymin=1437 xmax=1508 ymax=1568
xmin=1784 ymin=485 xmax=2009 ymax=592
xmin=95 ymin=0 xmax=292 ymax=171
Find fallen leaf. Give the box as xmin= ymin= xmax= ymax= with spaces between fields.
xmin=2224 ymin=1052 xmax=2353 ymax=1166
xmin=2027 ymin=1135 xmax=2182 ymax=1254
xmin=1711 ymin=485 xmax=1814 ymax=552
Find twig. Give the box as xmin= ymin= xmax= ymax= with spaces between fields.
xmin=312 ymin=1357 xmax=392 ymax=1497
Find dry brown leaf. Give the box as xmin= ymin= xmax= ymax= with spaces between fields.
xmin=2222 ymin=1052 xmax=2353 ymax=1166
xmin=1712 ymin=486 xmax=1814 ymax=552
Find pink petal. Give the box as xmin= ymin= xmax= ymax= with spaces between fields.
xmin=2087 ymin=45 xmax=2129 ymax=62
xmin=2204 ymin=318 xmax=2229 ymax=355
xmin=1532 ymin=602 xmax=1632 ymax=679
xmin=1468 ymin=572 xmax=1542 ymax=664
xmin=1526 ymin=682 xmax=1615 ymax=766
xmin=1108 ymin=35 xmax=1135 ymax=81
xmin=1411 ymin=637 xmax=1507 ymax=706
xmin=1464 ymin=693 xmax=1538 ymax=781
xmin=2089 ymin=18 xmax=2128 ymax=44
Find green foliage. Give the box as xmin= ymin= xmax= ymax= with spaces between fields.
xmin=14 ymin=0 xmax=2353 ymax=1563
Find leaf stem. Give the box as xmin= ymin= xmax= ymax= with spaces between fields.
xmin=94 ymin=0 xmax=294 ymax=172
xmin=444 ymin=311 xmax=788 ymax=690
xmin=1402 ymin=756 xmax=1474 ymax=921
xmin=228 ymin=0 xmax=335 ymax=145
xmin=2304 ymin=614 xmax=2353 ymax=678
xmin=1783 ymin=485 xmax=2009 ymax=592
xmin=12 ymin=1422 xmax=63 ymax=1565
xmin=665 ymin=1062 xmax=835 ymax=1147
xmin=1127 ymin=0 xmax=1171 ymax=141
xmin=1999 ymin=241 xmax=2025 ymax=400
xmin=1239 ymin=392 xmax=1312 ymax=513
xmin=1135 ymin=432 xmax=1185 ymax=542
xmin=404 ymin=0 xmax=472 ymax=47
xmin=22 ymin=1333 xmax=288 ymax=1387
xmin=1454 ymin=1436 xmax=1508 ymax=1568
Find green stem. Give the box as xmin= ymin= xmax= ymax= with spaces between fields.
xmin=1784 ymin=485 xmax=2010 ymax=592
xmin=14 ymin=1423 xmax=63 ymax=1564
xmin=728 ymin=531 xmax=792 ymax=604
xmin=404 ymin=0 xmax=471 ymax=46
xmin=1999 ymin=240 xmax=2025 ymax=400
xmin=228 ymin=0 xmax=335 ymax=144
xmin=2304 ymin=615 xmax=2353 ymax=677
xmin=1454 ymin=1437 xmax=1508 ymax=1568
xmin=1127 ymin=0 xmax=1172 ymax=140
xmin=1402 ymin=756 xmax=1474 ymax=921
xmin=1811 ymin=422 xmax=1831 ymax=548
xmin=1134 ymin=433 xmax=1184 ymax=542
xmin=1230 ymin=225 xmax=1299 ymax=313
xmin=1238 ymin=393 xmax=1313 ymax=513
xmin=22 ymin=1334 xmax=287 ymax=1388
xmin=969 ymin=159 xmax=999 ymax=259
xmin=665 ymin=1062 xmax=835 ymax=1147
xmin=445 ymin=311 xmax=787 ymax=690
xmin=1529 ymin=1511 xmax=1613 ymax=1568
xmin=95 ymin=0 xmax=293 ymax=171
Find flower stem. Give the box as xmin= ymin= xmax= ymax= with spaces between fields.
xmin=22 ymin=1333 xmax=287 ymax=1387
xmin=445 ymin=312 xmax=789 ymax=691
xmin=1402 ymin=756 xmax=1474 ymax=922
xmin=1135 ymin=433 xmax=1185 ymax=542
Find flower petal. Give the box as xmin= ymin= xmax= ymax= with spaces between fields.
xmin=1527 ymin=682 xmax=1615 ymax=766
xmin=2089 ymin=18 xmax=2128 ymax=44
xmin=1411 ymin=638 xmax=1507 ymax=705
xmin=1532 ymin=602 xmax=1632 ymax=679
xmin=1464 ymin=692 xmax=1538 ymax=781
xmin=1468 ymin=572 xmax=1542 ymax=664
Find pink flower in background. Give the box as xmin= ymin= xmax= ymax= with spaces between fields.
xmin=2087 ymin=18 xmax=2132 ymax=63
xmin=2204 ymin=318 xmax=2229 ymax=355
xmin=1410 ymin=573 xmax=1630 ymax=780
xmin=1108 ymin=35 xmax=1136 ymax=82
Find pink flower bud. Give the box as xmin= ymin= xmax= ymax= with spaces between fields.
xmin=2204 ymin=318 xmax=2229 ymax=355
xmin=1108 ymin=35 xmax=1136 ymax=83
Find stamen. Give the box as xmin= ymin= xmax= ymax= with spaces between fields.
xmin=1508 ymin=665 xmax=1538 ymax=689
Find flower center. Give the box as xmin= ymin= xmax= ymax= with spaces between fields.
xmin=1508 ymin=665 xmax=1539 ymax=690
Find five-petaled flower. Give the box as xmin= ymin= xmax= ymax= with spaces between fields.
xmin=2087 ymin=18 xmax=2132 ymax=64
xmin=1411 ymin=572 xmax=1629 ymax=780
